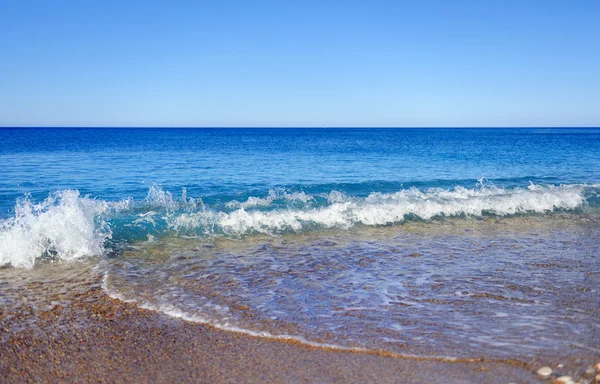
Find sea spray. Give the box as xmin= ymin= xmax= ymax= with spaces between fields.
xmin=0 ymin=190 xmax=110 ymax=268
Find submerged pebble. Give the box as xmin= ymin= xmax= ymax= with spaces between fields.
xmin=537 ymin=366 xmax=553 ymax=378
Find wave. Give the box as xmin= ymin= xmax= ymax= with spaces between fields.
xmin=169 ymin=183 xmax=591 ymax=236
xmin=0 ymin=190 xmax=110 ymax=269
xmin=0 ymin=183 xmax=596 ymax=268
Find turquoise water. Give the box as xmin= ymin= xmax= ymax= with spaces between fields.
xmin=1 ymin=128 xmax=599 ymax=362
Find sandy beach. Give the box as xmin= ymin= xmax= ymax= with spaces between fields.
xmin=0 ymin=280 xmax=555 ymax=384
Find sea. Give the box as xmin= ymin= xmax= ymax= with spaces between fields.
xmin=1 ymin=128 xmax=599 ymax=364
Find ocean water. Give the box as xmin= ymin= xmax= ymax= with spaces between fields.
xmin=1 ymin=128 xmax=599 ymax=362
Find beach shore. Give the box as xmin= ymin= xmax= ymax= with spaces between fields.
xmin=0 ymin=285 xmax=548 ymax=384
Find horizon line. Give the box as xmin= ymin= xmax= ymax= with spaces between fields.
xmin=1 ymin=126 xmax=599 ymax=129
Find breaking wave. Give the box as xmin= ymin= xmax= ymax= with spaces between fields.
xmin=0 ymin=183 xmax=596 ymax=268
xmin=0 ymin=190 xmax=110 ymax=269
xmin=170 ymin=183 xmax=591 ymax=236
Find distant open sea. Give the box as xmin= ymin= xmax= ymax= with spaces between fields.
xmin=1 ymin=128 xmax=599 ymax=363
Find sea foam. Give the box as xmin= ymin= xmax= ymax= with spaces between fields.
xmin=0 ymin=190 xmax=110 ymax=269
xmin=169 ymin=184 xmax=589 ymax=236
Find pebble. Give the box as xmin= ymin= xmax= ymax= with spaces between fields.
xmin=555 ymin=376 xmax=574 ymax=384
xmin=537 ymin=366 xmax=553 ymax=378
xmin=585 ymin=367 xmax=596 ymax=376
xmin=596 ymin=374 xmax=600 ymax=382
xmin=595 ymin=363 xmax=600 ymax=372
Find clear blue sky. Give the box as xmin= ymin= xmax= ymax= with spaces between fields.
xmin=1 ymin=0 xmax=599 ymax=127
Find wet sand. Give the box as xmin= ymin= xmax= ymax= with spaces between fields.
xmin=0 ymin=286 xmax=548 ymax=384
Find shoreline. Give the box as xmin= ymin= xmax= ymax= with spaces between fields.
xmin=0 ymin=286 xmax=546 ymax=383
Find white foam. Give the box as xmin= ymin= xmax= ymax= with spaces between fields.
xmin=0 ymin=190 xmax=110 ymax=269
xmin=226 ymin=188 xmax=314 ymax=209
xmin=170 ymin=184 xmax=589 ymax=236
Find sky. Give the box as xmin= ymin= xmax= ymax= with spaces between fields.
xmin=0 ymin=0 xmax=599 ymax=127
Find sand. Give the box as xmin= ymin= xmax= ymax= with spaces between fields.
xmin=0 ymin=285 xmax=551 ymax=384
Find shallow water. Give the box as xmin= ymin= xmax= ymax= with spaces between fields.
xmin=103 ymin=215 xmax=600 ymax=360
xmin=0 ymin=259 xmax=101 ymax=341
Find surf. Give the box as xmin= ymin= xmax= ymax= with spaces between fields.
xmin=0 ymin=182 xmax=597 ymax=268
